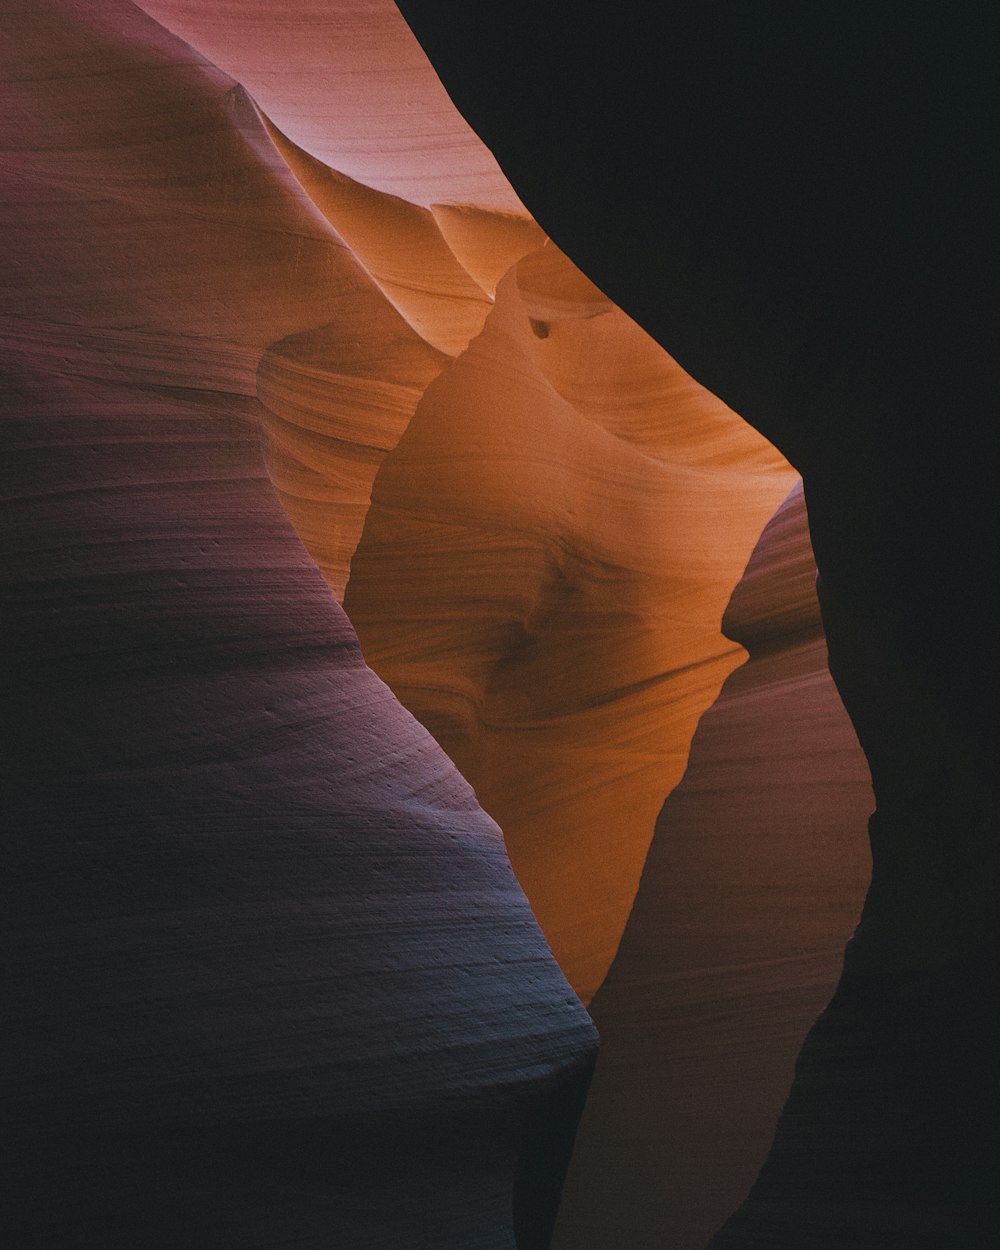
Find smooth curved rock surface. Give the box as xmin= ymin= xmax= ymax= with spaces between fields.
xmin=116 ymin=0 xmax=799 ymax=1010
xmin=391 ymin=3 xmax=1000 ymax=1244
xmin=11 ymin=1 xmax=992 ymax=1246
xmin=259 ymin=111 xmax=493 ymax=357
xmin=553 ymin=483 xmax=872 ymax=1249
xmin=345 ymin=247 xmax=794 ymax=1000
xmin=134 ymin=0 xmax=524 ymax=210
xmin=257 ymin=309 xmax=449 ymax=600
xmin=1 ymin=3 xmax=596 ymax=1246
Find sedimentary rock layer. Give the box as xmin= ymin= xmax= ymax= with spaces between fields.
xmin=1 ymin=4 xmax=596 ymax=1246
xmin=346 ymin=248 xmax=794 ymax=999
xmin=128 ymin=6 xmax=797 ymax=1007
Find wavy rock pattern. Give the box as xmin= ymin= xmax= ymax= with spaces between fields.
xmin=346 ymin=249 xmax=794 ymax=999
xmin=12 ymin=2 xmax=960 ymax=1247
xmin=260 ymin=112 xmax=494 ymax=356
xmin=395 ymin=4 xmax=1000 ymax=1245
xmin=1 ymin=3 xmax=596 ymax=1246
xmin=128 ymin=5 xmax=796 ymax=1009
xmin=257 ymin=312 xmax=449 ymax=600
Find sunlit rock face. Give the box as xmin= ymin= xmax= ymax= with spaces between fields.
xmin=396 ymin=4 xmax=1000 ymax=1247
xmin=134 ymin=2 xmax=796 ymax=1006
xmin=345 ymin=251 xmax=793 ymax=999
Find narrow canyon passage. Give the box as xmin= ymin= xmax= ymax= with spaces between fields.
xmin=393 ymin=3 xmax=1000 ymax=1245
xmin=4 ymin=3 xmax=997 ymax=1249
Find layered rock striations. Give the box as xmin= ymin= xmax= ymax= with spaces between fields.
xmin=1 ymin=3 xmax=597 ymax=1246
xmin=133 ymin=4 xmax=797 ymax=1007
xmin=345 ymin=247 xmax=794 ymax=999
xmin=8 ymin=2 xmax=984 ymax=1247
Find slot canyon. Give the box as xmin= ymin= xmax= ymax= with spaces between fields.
xmin=2 ymin=3 xmax=997 ymax=1248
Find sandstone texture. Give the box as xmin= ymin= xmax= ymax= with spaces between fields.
xmin=397 ymin=4 xmax=1000 ymax=1245
xmin=1 ymin=4 xmax=596 ymax=1245
xmin=555 ymin=484 xmax=872 ymax=1249
xmin=7 ymin=2 xmax=995 ymax=1247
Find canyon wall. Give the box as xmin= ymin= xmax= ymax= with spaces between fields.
xmin=394 ymin=4 xmax=1000 ymax=1245
xmin=1 ymin=4 xmax=596 ymax=1246
xmin=555 ymin=483 xmax=873 ymax=1249
xmin=7 ymin=2 xmax=995 ymax=1247
xmin=345 ymin=250 xmax=795 ymax=999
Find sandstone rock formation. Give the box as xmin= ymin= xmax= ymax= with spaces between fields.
xmin=1 ymin=4 xmax=596 ymax=1246
xmin=394 ymin=3 xmax=1000 ymax=1245
xmin=9 ymin=1 xmax=994 ymax=1247
xmin=134 ymin=2 xmax=797 ymax=1007
xmin=345 ymin=248 xmax=795 ymax=999
xmin=554 ymin=483 xmax=872 ymax=1249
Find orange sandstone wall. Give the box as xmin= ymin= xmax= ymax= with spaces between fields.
xmin=346 ymin=248 xmax=795 ymax=999
xmin=134 ymin=0 xmax=797 ymax=1002
xmin=3 ymin=3 xmax=873 ymax=1247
